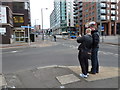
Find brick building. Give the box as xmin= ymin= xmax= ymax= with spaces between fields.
xmin=74 ymin=0 xmax=119 ymax=36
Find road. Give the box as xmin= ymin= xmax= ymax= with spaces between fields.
xmin=2 ymin=39 xmax=118 ymax=74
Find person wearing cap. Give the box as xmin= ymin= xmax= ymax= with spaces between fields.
xmin=77 ymin=28 xmax=93 ymax=78
xmin=88 ymin=21 xmax=100 ymax=74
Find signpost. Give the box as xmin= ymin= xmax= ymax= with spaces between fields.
xmin=101 ymin=26 xmax=104 ymax=42
xmin=21 ymin=25 xmax=34 ymax=45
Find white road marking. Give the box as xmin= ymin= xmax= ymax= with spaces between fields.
xmin=11 ymin=51 xmax=18 ymax=53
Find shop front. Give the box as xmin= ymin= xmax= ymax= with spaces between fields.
xmin=14 ymin=28 xmax=27 ymax=42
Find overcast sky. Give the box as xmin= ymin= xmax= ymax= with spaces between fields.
xmin=30 ymin=0 xmax=54 ymax=29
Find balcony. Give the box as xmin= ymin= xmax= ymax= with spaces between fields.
xmin=101 ymin=15 xmax=107 ymax=21
xmin=101 ymin=11 xmax=107 ymax=15
xmin=100 ymin=3 xmax=107 ymax=8
xmin=73 ymin=2 xmax=77 ymax=6
xmin=111 ymin=5 xmax=116 ymax=10
xmin=78 ymin=8 xmax=82 ymax=12
xmin=79 ymin=13 xmax=82 ymax=16
xmin=101 ymin=9 xmax=107 ymax=15
xmin=100 ymin=0 xmax=107 ymax=2
xmin=111 ymin=0 xmax=117 ymax=4
xmin=111 ymin=13 xmax=116 ymax=16
xmin=79 ymin=3 xmax=82 ymax=7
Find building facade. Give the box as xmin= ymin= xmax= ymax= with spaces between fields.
xmin=50 ymin=0 xmax=75 ymax=35
xmin=73 ymin=0 xmax=119 ymax=36
xmin=0 ymin=4 xmax=13 ymax=44
xmin=1 ymin=0 xmax=31 ymax=44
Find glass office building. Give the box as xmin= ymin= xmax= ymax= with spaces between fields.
xmin=50 ymin=0 xmax=74 ymax=35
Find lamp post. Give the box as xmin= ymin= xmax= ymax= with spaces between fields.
xmin=41 ymin=8 xmax=48 ymax=40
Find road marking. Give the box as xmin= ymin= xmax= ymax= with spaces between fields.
xmin=11 ymin=51 xmax=18 ymax=53
xmin=60 ymin=43 xmax=118 ymax=57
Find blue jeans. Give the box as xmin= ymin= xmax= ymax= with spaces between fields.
xmin=91 ymin=48 xmax=99 ymax=73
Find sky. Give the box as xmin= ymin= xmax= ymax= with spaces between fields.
xmin=30 ymin=0 xmax=54 ymax=29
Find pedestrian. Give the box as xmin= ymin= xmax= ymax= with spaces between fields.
xmin=77 ymin=28 xmax=93 ymax=78
xmin=53 ymin=35 xmax=56 ymax=42
xmin=88 ymin=21 xmax=100 ymax=74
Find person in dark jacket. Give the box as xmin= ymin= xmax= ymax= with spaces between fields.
xmin=77 ymin=28 xmax=93 ymax=78
xmin=88 ymin=21 xmax=100 ymax=74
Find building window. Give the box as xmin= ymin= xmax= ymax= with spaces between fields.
xmin=101 ymin=9 xmax=106 ymax=14
xmin=111 ymin=10 xmax=115 ymax=14
xmin=111 ymin=0 xmax=116 ymax=2
xmin=111 ymin=16 xmax=115 ymax=20
xmin=86 ymin=14 xmax=88 ymax=17
xmin=107 ymin=4 xmax=110 ymax=8
xmin=111 ymin=4 xmax=116 ymax=8
xmin=92 ymin=6 xmax=94 ymax=9
xmin=101 ymin=3 xmax=106 ymax=7
xmin=92 ymin=17 xmax=94 ymax=21
xmin=86 ymin=9 xmax=88 ymax=12
xmin=101 ymin=15 xmax=106 ymax=20
xmin=92 ymin=11 xmax=94 ymax=15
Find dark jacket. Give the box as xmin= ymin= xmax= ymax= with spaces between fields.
xmin=91 ymin=30 xmax=100 ymax=48
xmin=77 ymin=34 xmax=93 ymax=51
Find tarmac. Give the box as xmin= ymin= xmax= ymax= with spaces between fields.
xmin=0 ymin=35 xmax=119 ymax=88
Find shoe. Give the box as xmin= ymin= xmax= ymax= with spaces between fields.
xmin=88 ymin=71 xmax=96 ymax=74
xmin=80 ymin=74 xmax=88 ymax=78
xmin=87 ymin=73 xmax=89 ymax=76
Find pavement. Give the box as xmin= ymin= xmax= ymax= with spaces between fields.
xmin=0 ymin=35 xmax=119 ymax=88
xmin=1 ymin=65 xmax=119 ymax=88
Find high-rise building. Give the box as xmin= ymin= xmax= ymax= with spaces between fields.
xmin=1 ymin=0 xmax=31 ymax=44
xmin=50 ymin=0 xmax=75 ymax=35
xmin=74 ymin=0 xmax=119 ymax=36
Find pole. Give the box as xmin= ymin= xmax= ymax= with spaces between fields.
xmin=28 ymin=24 xmax=30 ymax=45
xmin=99 ymin=1 xmax=104 ymax=43
xmin=41 ymin=9 xmax=44 ymax=40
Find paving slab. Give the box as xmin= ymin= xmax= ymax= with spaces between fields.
xmin=56 ymin=74 xmax=80 ymax=85
xmin=67 ymin=66 xmax=119 ymax=81
xmin=0 ymin=75 xmax=7 ymax=88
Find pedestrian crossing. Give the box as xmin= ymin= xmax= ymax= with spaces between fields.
xmin=60 ymin=43 xmax=118 ymax=57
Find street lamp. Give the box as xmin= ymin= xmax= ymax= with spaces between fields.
xmin=41 ymin=8 xmax=48 ymax=40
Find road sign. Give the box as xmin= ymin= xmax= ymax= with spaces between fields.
xmin=21 ymin=26 xmax=34 ymax=29
xmin=101 ymin=26 xmax=104 ymax=31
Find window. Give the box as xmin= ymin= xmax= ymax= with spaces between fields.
xmin=111 ymin=4 xmax=116 ymax=8
xmin=101 ymin=9 xmax=106 ymax=14
xmin=101 ymin=15 xmax=106 ymax=20
xmin=107 ymin=4 xmax=110 ymax=8
xmin=111 ymin=16 xmax=115 ymax=20
xmin=92 ymin=6 xmax=94 ymax=9
xmin=111 ymin=0 xmax=116 ymax=2
xmin=86 ymin=9 xmax=88 ymax=12
xmin=111 ymin=10 xmax=115 ymax=14
xmin=92 ymin=17 xmax=94 ymax=21
xmin=92 ymin=11 xmax=94 ymax=15
xmin=101 ymin=3 xmax=106 ymax=7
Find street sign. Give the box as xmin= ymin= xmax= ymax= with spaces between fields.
xmin=21 ymin=26 xmax=34 ymax=29
xmin=101 ymin=26 xmax=104 ymax=31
